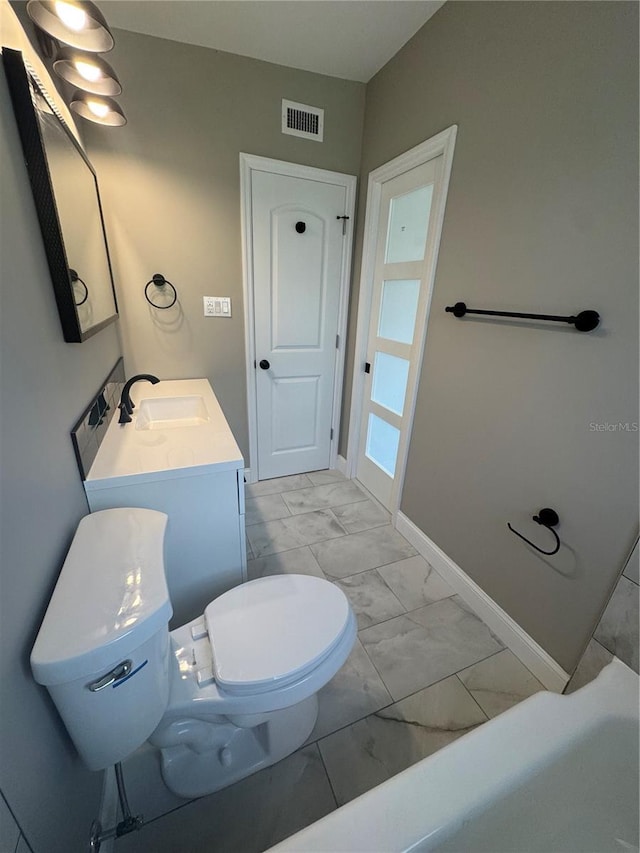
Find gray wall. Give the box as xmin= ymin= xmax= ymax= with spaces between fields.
xmin=83 ymin=26 xmax=366 ymax=463
xmin=344 ymin=1 xmax=638 ymax=672
xmin=0 ymin=58 xmax=122 ymax=853
xmin=566 ymin=538 xmax=639 ymax=692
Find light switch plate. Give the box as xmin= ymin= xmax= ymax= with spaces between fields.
xmin=203 ymin=296 xmax=231 ymax=317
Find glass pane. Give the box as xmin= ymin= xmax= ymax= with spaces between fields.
xmin=385 ymin=184 xmax=433 ymax=264
xmin=365 ymin=414 xmax=400 ymax=477
xmin=371 ymin=352 xmax=410 ymax=416
xmin=378 ymin=279 xmax=420 ymax=344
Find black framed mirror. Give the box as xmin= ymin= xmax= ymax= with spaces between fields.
xmin=3 ymin=47 xmax=118 ymax=342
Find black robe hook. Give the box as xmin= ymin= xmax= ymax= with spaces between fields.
xmin=508 ymin=508 xmax=561 ymax=556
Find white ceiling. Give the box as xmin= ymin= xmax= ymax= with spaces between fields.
xmin=100 ymin=1 xmax=445 ymax=83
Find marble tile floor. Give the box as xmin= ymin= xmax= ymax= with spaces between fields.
xmin=117 ymin=471 xmax=544 ymax=853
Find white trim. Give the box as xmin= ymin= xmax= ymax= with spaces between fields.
xmin=95 ymin=767 xmax=118 ymax=853
xmin=239 ymin=156 xmax=259 ymax=483
xmin=395 ymin=511 xmax=570 ymax=692
xmin=335 ymin=454 xmax=348 ymax=477
xmin=346 ymin=127 xmax=457 ymax=513
xmin=243 ymin=467 xmax=253 ymax=485
xmin=240 ymin=153 xmax=356 ymax=481
xmin=330 ymin=180 xmax=357 ymax=472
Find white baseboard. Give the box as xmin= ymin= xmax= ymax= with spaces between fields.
xmin=335 ymin=455 xmax=348 ymax=477
xmin=243 ymin=467 xmax=254 ymax=484
xmin=394 ymin=512 xmax=570 ymax=692
xmin=96 ymin=766 xmax=118 ymax=853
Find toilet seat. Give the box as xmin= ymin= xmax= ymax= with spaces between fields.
xmin=205 ymin=575 xmax=351 ymax=696
xmin=158 ymin=575 xmax=357 ymax=720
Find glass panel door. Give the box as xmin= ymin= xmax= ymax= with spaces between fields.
xmin=365 ymin=414 xmax=401 ymax=477
xmin=385 ymin=185 xmax=434 ymax=263
xmin=378 ymin=279 xmax=420 ymax=344
xmin=357 ymin=156 xmax=442 ymax=509
xmin=371 ymin=352 xmax=410 ymax=416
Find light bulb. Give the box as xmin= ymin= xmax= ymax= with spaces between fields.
xmin=87 ymin=99 xmax=109 ymax=118
xmin=54 ymin=1 xmax=87 ymax=32
xmin=74 ymin=59 xmax=102 ymax=82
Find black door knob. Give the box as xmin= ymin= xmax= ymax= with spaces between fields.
xmin=259 ymin=359 xmax=270 ymax=370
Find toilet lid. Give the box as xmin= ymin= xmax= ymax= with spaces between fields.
xmin=205 ymin=575 xmax=351 ymax=695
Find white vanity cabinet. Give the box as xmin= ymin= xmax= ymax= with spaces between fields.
xmin=83 ymin=379 xmax=246 ymax=628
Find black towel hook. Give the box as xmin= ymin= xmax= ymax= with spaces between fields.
xmin=145 ymin=273 xmax=177 ymax=309
xmin=508 ymin=508 xmax=561 ymax=556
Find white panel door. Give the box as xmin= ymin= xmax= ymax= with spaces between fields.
xmin=252 ymin=170 xmax=347 ymax=479
xmin=357 ymin=156 xmax=443 ymax=509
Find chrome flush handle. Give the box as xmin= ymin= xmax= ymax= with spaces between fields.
xmin=87 ymin=660 xmax=132 ymax=692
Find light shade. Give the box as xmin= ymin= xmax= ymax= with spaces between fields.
xmin=27 ymin=1 xmax=114 ymax=53
xmin=54 ymin=48 xmax=121 ymax=95
xmin=70 ymin=91 xmax=126 ymax=126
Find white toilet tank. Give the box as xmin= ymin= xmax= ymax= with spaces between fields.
xmin=31 ymin=508 xmax=173 ymax=771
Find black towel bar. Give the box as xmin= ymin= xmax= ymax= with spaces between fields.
xmin=445 ymin=302 xmax=600 ymax=332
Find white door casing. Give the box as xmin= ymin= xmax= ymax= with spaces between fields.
xmin=347 ymin=127 xmax=458 ymax=513
xmin=240 ymin=155 xmax=356 ymax=482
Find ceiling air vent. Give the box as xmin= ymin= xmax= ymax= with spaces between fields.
xmin=282 ymin=99 xmax=324 ymax=142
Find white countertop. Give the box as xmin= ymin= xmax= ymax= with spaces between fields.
xmin=85 ymin=379 xmax=244 ymax=490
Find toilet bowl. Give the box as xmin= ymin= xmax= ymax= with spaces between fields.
xmin=150 ymin=573 xmax=356 ymax=797
xmin=30 ymin=508 xmax=356 ymax=798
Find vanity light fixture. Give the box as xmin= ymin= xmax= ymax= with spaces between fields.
xmin=26 ymin=1 xmax=115 ymax=53
xmin=70 ymin=91 xmax=126 ymax=126
xmin=53 ymin=48 xmax=121 ymax=96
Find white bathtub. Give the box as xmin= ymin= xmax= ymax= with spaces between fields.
xmin=268 ymin=660 xmax=639 ymax=853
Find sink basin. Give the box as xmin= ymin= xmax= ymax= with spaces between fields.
xmin=135 ymin=396 xmax=210 ymax=431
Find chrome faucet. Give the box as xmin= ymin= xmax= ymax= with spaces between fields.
xmin=118 ymin=374 xmax=160 ymax=424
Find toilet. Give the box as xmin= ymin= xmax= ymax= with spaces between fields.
xmin=30 ymin=507 xmax=356 ymax=798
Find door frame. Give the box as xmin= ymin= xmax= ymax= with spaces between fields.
xmin=346 ymin=125 xmax=458 ymax=514
xmin=240 ymin=153 xmax=357 ymax=483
